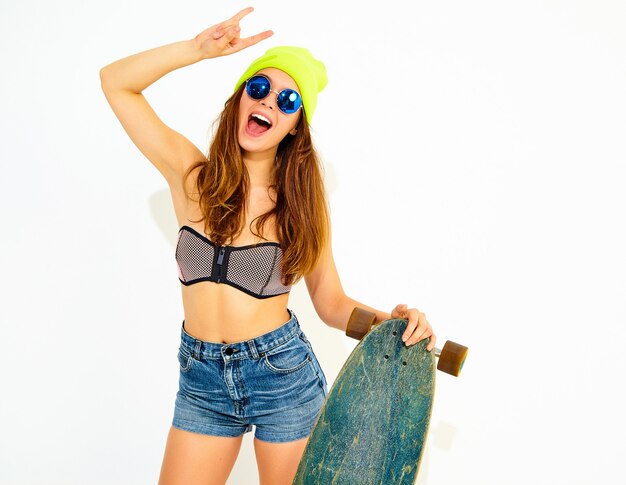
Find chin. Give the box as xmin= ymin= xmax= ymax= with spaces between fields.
xmin=238 ymin=134 xmax=265 ymax=153
xmin=238 ymin=128 xmax=283 ymax=154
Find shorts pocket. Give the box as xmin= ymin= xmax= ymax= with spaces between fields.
xmin=177 ymin=344 xmax=193 ymax=373
xmin=262 ymin=334 xmax=312 ymax=374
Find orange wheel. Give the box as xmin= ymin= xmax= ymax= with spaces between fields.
xmin=346 ymin=308 xmax=377 ymax=340
xmin=436 ymin=340 xmax=469 ymax=377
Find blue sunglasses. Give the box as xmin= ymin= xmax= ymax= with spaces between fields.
xmin=245 ymin=74 xmax=303 ymax=115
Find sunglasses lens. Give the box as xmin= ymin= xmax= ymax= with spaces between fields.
xmin=246 ymin=75 xmax=270 ymax=100
xmin=277 ymin=89 xmax=302 ymax=114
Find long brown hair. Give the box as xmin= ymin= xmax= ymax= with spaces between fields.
xmin=182 ymin=83 xmax=330 ymax=286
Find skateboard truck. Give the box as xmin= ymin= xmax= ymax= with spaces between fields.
xmin=346 ymin=307 xmax=469 ymax=377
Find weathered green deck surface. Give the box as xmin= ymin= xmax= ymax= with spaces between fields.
xmin=293 ymin=318 xmax=435 ymax=485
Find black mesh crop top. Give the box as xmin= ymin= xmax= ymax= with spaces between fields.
xmin=175 ymin=225 xmax=292 ymax=299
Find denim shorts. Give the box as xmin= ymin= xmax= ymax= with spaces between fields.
xmin=172 ymin=309 xmax=329 ymax=443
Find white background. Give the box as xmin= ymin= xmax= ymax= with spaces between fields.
xmin=1 ymin=0 xmax=625 ymax=483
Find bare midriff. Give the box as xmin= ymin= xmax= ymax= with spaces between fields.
xmin=180 ymin=282 xmax=291 ymax=344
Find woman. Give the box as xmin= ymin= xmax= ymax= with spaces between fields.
xmin=100 ymin=6 xmax=436 ymax=485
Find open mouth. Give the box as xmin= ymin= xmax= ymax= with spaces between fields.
xmin=247 ymin=113 xmax=273 ymax=136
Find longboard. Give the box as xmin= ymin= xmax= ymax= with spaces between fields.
xmin=293 ymin=308 xmax=467 ymax=484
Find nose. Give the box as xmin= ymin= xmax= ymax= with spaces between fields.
xmin=260 ymin=90 xmax=280 ymax=111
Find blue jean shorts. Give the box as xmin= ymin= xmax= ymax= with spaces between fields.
xmin=172 ymin=309 xmax=329 ymax=443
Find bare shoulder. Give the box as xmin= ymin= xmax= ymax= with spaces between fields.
xmin=170 ymin=145 xmax=207 ymax=192
xmin=167 ymin=150 xmax=208 ymax=224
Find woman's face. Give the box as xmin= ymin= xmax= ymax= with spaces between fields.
xmin=237 ymin=67 xmax=303 ymax=156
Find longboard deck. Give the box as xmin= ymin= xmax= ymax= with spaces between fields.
xmin=293 ymin=318 xmax=435 ymax=484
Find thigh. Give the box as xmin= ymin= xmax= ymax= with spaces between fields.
xmin=254 ymin=436 xmax=309 ymax=485
xmin=158 ymin=426 xmax=244 ymax=485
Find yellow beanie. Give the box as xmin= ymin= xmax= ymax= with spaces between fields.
xmin=233 ymin=46 xmax=328 ymax=124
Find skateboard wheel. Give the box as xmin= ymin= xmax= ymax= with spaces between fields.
xmin=346 ymin=308 xmax=377 ymax=340
xmin=436 ymin=340 xmax=468 ymax=377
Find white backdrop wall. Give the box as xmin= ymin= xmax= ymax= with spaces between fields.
xmin=1 ymin=1 xmax=625 ymax=484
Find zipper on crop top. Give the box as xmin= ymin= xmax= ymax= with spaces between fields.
xmin=216 ymin=247 xmax=226 ymax=283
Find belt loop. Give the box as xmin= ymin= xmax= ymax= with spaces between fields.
xmin=289 ymin=308 xmax=297 ymax=324
xmin=247 ymin=339 xmax=259 ymax=359
xmin=194 ymin=339 xmax=202 ymax=359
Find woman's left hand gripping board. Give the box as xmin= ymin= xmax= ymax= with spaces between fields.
xmin=391 ymin=304 xmax=436 ymax=351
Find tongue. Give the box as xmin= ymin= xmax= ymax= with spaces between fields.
xmin=248 ymin=118 xmax=270 ymax=135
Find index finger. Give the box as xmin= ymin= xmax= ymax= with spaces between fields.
xmin=216 ymin=6 xmax=254 ymax=33
xmin=402 ymin=312 xmax=419 ymax=342
xmin=230 ymin=6 xmax=254 ymax=22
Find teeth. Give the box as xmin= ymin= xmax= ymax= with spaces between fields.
xmin=251 ymin=113 xmax=272 ymax=126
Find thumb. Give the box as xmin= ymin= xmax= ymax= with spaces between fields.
xmin=392 ymin=303 xmax=407 ymax=316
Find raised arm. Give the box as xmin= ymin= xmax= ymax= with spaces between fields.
xmin=99 ymin=6 xmax=273 ymax=186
